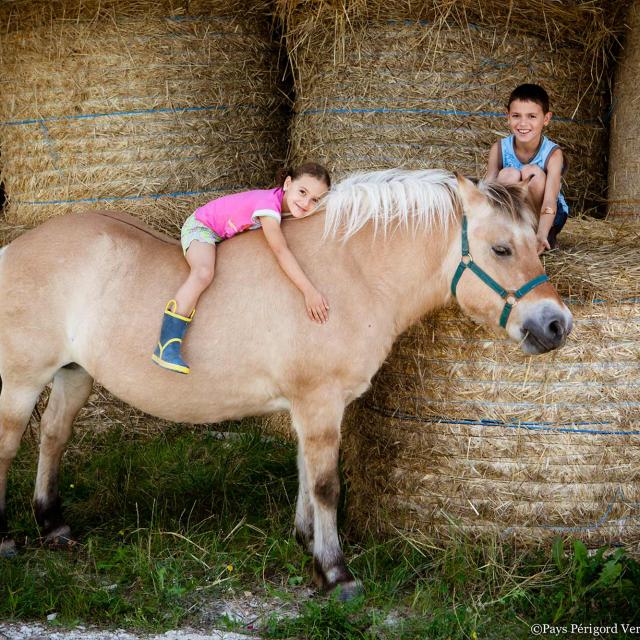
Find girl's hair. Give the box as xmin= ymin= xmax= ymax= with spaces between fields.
xmin=275 ymin=162 xmax=331 ymax=189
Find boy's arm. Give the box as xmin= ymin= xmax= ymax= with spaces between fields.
xmin=260 ymin=216 xmax=329 ymax=324
xmin=484 ymin=142 xmax=501 ymax=181
xmin=537 ymin=149 xmax=564 ymax=249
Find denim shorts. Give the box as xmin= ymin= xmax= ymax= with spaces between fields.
xmin=180 ymin=213 xmax=221 ymax=255
xmin=553 ymin=202 xmax=569 ymax=234
xmin=547 ymin=202 xmax=569 ymax=249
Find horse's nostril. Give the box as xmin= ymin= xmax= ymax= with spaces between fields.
xmin=548 ymin=319 xmax=564 ymax=340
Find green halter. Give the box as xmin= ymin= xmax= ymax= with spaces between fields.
xmin=450 ymin=216 xmax=549 ymax=329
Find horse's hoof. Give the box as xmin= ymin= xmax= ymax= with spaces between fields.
xmin=329 ymin=580 xmax=363 ymax=602
xmin=43 ymin=525 xmax=76 ymax=549
xmin=0 ymin=539 xmax=17 ymax=558
xmin=47 ymin=536 xmax=77 ymax=549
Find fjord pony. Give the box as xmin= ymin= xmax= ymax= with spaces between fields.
xmin=0 ymin=171 xmax=572 ymax=598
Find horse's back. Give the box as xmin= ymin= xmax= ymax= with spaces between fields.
xmin=1 ymin=210 xmax=188 ymax=329
xmin=0 ymin=210 xmax=377 ymax=423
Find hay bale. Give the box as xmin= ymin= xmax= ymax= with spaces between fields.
xmin=341 ymin=217 xmax=640 ymax=547
xmin=0 ymin=0 xmax=288 ymax=233
xmin=608 ymin=0 xmax=640 ymax=219
xmin=0 ymin=1 xmax=290 ymax=443
xmin=279 ymin=0 xmax=623 ymax=215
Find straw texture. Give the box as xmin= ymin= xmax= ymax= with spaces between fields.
xmin=0 ymin=0 xmax=288 ymax=232
xmin=341 ymin=216 xmax=640 ymax=546
xmin=608 ymin=0 xmax=640 ymax=219
xmin=279 ymin=0 xmax=624 ymax=216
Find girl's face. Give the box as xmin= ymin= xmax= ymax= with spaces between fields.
xmin=281 ymin=174 xmax=329 ymax=218
xmin=507 ymin=99 xmax=551 ymax=145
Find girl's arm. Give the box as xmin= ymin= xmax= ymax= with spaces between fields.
xmin=484 ymin=142 xmax=501 ymax=181
xmin=260 ymin=216 xmax=329 ymax=324
xmin=537 ymin=149 xmax=564 ymax=251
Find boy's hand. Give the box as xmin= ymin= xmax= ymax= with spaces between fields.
xmin=304 ymin=287 xmax=329 ymax=324
xmin=536 ymin=233 xmax=550 ymax=255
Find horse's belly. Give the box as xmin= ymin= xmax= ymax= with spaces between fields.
xmin=93 ymin=365 xmax=292 ymax=425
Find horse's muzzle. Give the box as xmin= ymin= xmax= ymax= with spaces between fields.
xmin=520 ymin=306 xmax=573 ymax=354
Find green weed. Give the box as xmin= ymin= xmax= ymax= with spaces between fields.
xmin=543 ymin=538 xmax=640 ymax=624
xmin=2 ymin=423 xmax=639 ymax=639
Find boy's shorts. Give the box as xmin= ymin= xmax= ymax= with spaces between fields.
xmin=180 ymin=213 xmax=222 ymax=255
xmin=547 ymin=202 xmax=569 ymax=249
xmin=552 ymin=201 xmax=569 ymax=232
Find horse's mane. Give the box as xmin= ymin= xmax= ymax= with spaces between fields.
xmin=323 ymin=168 xmax=459 ymax=240
xmin=480 ymin=181 xmax=537 ymax=228
xmin=322 ymin=168 xmax=535 ymax=240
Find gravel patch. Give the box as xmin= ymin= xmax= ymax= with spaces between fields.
xmin=0 ymin=587 xmax=314 ymax=640
xmin=0 ymin=625 xmax=257 ymax=640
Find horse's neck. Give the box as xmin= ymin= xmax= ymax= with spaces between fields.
xmin=347 ymin=223 xmax=457 ymax=335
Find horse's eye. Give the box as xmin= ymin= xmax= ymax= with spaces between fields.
xmin=492 ymin=245 xmax=512 ymax=257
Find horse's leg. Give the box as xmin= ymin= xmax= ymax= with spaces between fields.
xmin=0 ymin=384 xmax=45 ymax=557
xmin=34 ymin=366 xmax=93 ymax=546
xmin=291 ymin=388 xmax=360 ymax=599
xmin=293 ymin=444 xmax=314 ymax=553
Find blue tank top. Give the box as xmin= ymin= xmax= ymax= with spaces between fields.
xmin=500 ymin=135 xmax=568 ymax=215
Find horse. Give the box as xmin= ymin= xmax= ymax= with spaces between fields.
xmin=0 ymin=169 xmax=572 ymax=599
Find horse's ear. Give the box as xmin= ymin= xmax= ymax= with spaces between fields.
xmin=517 ymin=174 xmax=534 ymax=198
xmin=454 ymin=172 xmax=485 ymax=211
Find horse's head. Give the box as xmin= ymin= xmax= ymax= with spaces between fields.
xmin=450 ymin=174 xmax=572 ymax=354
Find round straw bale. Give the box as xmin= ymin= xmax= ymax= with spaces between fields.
xmin=279 ymin=0 xmax=622 ymax=216
xmin=341 ymin=216 xmax=640 ymax=547
xmin=608 ymin=0 xmax=640 ymax=219
xmin=0 ymin=0 xmax=288 ymax=234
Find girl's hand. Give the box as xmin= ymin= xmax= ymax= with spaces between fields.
xmin=304 ymin=287 xmax=329 ymax=324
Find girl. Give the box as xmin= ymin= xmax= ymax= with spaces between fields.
xmin=152 ymin=162 xmax=331 ymax=374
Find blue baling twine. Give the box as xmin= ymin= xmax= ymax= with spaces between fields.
xmin=363 ymin=402 xmax=640 ymax=436
xmin=15 ymin=186 xmax=242 ymax=206
xmin=298 ymin=105 xmax=596 ymax=125
xmin=1 ymin=104 xmax=230 ymax=127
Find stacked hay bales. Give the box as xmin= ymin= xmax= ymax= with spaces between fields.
xmin=341 ymin=217 xmax=640 ymax=547
xmin=0 ymin=0 xmax=290 ymax=437
xmin=275 ymin=0 xmax=637 ymax=545
xmin=608 ymin=0 xmax=640 ymax=219
xmin=0 ymin=0 xmax=288 ymax=233
xmin=279 ymin=0 xmax=623 ymax=215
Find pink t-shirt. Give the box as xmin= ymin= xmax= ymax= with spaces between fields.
xmin=194 ymin=187 xmax=284 ymax=240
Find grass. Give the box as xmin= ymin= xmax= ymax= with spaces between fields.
xmin=2 ymin=420 xmax=640 ymax=639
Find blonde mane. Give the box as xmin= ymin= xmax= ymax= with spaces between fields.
xmin=322 ymin=168 xmax=460 ymax=240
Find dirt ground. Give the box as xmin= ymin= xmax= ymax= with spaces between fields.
xmin=0 ymin=626 xmax=256 ymax=640
xmin=0 ymin=588 xmax=315 ymax=640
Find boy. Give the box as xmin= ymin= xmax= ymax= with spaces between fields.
xmin=485 ymin=83 xmax=568 ymax=254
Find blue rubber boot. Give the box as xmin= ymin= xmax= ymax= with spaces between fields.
xmin=151 ymin=300 xmax=194 ymax=374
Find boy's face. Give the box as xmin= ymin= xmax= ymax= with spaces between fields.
xmin=507 ymin=99 xmax=552 ymax=146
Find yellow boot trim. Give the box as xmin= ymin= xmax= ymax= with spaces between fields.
xmin=151 ymin=353 xmax=190 ymax=374
xmin=164 ymin=299 xmax=195 ymax=322
xmin=151 ymin=338 xmax=191 ymax=374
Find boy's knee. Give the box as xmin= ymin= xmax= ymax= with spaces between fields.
xmin=497 ymin=167 xmax=521 ymax=184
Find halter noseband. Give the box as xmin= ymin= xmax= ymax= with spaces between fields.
xmin=450 ymin=215 xmax=549 ymax=329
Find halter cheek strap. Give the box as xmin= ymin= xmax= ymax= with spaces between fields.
xmin=450 ymin=216 xmax=549 ymax=329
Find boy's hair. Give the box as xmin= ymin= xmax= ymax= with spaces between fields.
xmin=276 ymin=162 xmax=331 ymax=188
xmin=507 ymin=83 xmax=550 ymax=114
